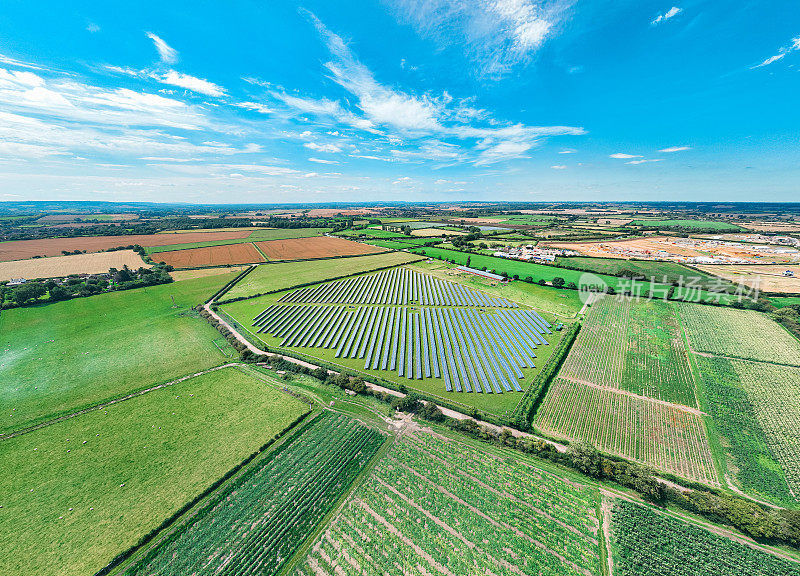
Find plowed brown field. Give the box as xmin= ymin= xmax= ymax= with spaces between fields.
xmin=0 ymin=231 xmax=253 ymax=261
xmin=254 ymin=236 xmax=385 ymax=260
xmin=154 ymin=243 xmax=265 ymax=268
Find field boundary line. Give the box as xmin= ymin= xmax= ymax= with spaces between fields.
xmin=558 ymin=375 xmax=707 ymax=416
xmin=0 ymin=364 xmax=239 ymax=441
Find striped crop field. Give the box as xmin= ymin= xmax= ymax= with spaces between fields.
xmin=123 ymin=413 xmax=384 ymax=576
xmin=294 ymin=431 xmax=603 ymax=576
xmin=251 ymin=267 xmax=553 ymax=395
xmin=535 ymin=378 xmax=718 ymax=485
xmin=560 ymin=296 xmax=697 ymax=406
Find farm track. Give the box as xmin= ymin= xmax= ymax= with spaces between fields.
xmin=0 ymin=363 xmax=240 ymax=441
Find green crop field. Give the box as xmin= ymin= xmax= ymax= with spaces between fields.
xmin=0 ymin=366 xmax=309 ymax=576
xmin=769 ymin=296 xmax=800 ymax=308
xmin=560 ymin=297 xmax=698 ymax=406
xmin=611 ymin=500 xmax=800 ymax=576
xmin=295 ymin=431 xmax=603 ymax=576
xmin=677 ymin=304 xmax=800 ymax=365
xmin=123 ymin=412 xmax=383 ymax=576
xmin=336 ymin=228 xmax=408 ymax=239
xmin=0 ymin=272 xmax=240 ymax=434
xmin=221 ymin=252 xmax=422 ymax=301
xmin=146 ymin=227 xmax=329 ymax=254
xmin=630 ymin=219 xmax=743 ymax=231
xmin=535 ymin=377 xmax=718 ymax=485
xmin=222 ymin=265 xmax=564 ymax=415
xmin=695 ymin=356 xmax=796 ymax=504
xmin=553 ymin=256 xmax=722 ymax=288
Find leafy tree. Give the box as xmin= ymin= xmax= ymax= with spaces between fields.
xmin=552 ymin=277 xmax=565 ymax=288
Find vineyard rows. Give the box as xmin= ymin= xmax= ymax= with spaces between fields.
xmin=677 ymin=303 xmax=800 ymax=366
xmin=611 ymin=500 xmax=800 ymax=576
xmin=560 ymin=297 xmax=697 ymax=407
xmin=535 ymin=378 xmax=718 ymax=485
xmin=728 ymin=359 xmax=800 ymax=498
xmin=124 ymin=413 xmax=384 ymax=576
xmin=295 ymin=432 xmax=602 ymax=576
xmin=254 ymin=290 xmax=553 ymax=395
xmin=279 ymin=266 xmax=516 ymax=307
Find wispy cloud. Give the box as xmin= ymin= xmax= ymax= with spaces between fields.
xmin=752 ymin=36 xmax=800 ymax=68
xmin=104 ymin=65 xmax=225 ymax=98
xmin=86 ymin=23 xmax=101 ymax=33
xmin=272 ymin=12 xmax=584 ymax=165
xmin=304 ymin=141 xmax=342 ymax=153
xmin=651 ymin=7 xmax=682 ymax=26
xmin=146 ymin=32 xmax=178 ymax=64
xmin=609 ymin=153 xmax=641 ymax=159
xmin=626 ymin=158 xmax=662 ymax=165
xmin=551 ymin=164 xmax=567 ymax=169
xmin=385 ymin=0 xmax=573 ymax=79
xmin=308 ymin=157 xmax=339 ymax=164
xmin=558 ymin=148 xmax=576 ymax=154
xmin=659 ymin=145 xmax=690 ymax=152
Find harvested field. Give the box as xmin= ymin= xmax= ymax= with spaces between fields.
xmin=170 ymin=266 xmax=247 ymax=281
xmin=410 ymin=227 xmax=463 ymax=236
xmin=0 ymin=231 xmax=253 ymax=261
xmin=742 ymin=221 xmax=800 ymax=233
xmin=254 ymin=236 xmax=385 ymax=261
xmin=0 ymin=250 xmax=148 ymax=281
xmin=695 ymin=264 xmax=800 ymax=294
xmin=154 ymin=243 xmax=265 ymax=268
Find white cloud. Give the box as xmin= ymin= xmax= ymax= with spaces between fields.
xmin=551 ymin=164 xmax=567 ymax=169
xmin=308 ymin=157 xmax=339 ymax=164
xmin=235 ymin=101 xmax=273 ymax=114
xmin=609 ymin=153 xmax=641 ymax=159
xmin=304 ymin=141 xmax=343 ymax=153
xmin=155 ymin=70 xmax=225 ymax=97
xmin=86 ymin=23 xmax=101 ymax=33
xmin=651 ymin=7 xmax=682 ymax=26
xmin=385 ymin=0 xmax=573 ymax=78
xmin=146 ymin=32 xmax=178 ymax=64
xmin=558 ymin=148 xmax=576 ymax=153
xmin=659 ymin=145 xmax=690 ymax=153
xmin=753 ymin=36 xmax=800 ymax=68
xmin=626 ymin=158 xmax=662 ymax=165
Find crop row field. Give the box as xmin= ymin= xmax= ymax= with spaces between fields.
xmin=295 ymin=431 xmax=603 ymax=576
xmin=611 ymin=500 xmax=800 ymax=576
xmin=562 ymin=296 xmax=697 ymax=406
xmin=279 ymin=267 xmax=516 ymax=307
xmin=145 ymin=227 xmax=330 ymax=254
xmin=677 ymin=303 xmax=800 ymax=366
xmin=254 ymin=303 xmax=551 ymax=394
xmin=0 ymin=366 xmax=309 ymax=576
xmin=0 ymin=230 xmax=254 ymax=261
xmin=535 ymin=378 xmax=718 ymax=485
xmin=124 ymin=412 xmax=384 ymax=576
xmin=552 ymin=256 xmax=721 ymax=289
xmin=694 ymin=355 xmax=796 ymax=504
xmin=0 ymin=249 xmax=149 ymax=281
xmin=222 ymin=252 xmax=423 ymax=300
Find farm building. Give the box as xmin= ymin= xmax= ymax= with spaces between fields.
xmin=456 ymin=265 xmax=506 ymax=281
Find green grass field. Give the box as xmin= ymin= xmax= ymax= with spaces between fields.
xmin=335 ymin=228 xmax=409 ymax=239
xmin=770 ymin=296 xmax=800 ymax=308
xmin=146 ymin=227 xmax=328 ymax=254
xmin=221 ymin=252 xmax=422 ymax=301
xmin=554 ymin=256 xmax=722 ymax=288
xmin=0 ymin=273 xmax=240 ymax=434
xmin=611 ymin=500 xmax=800 ymax=576
xmin=0 ymin=366 xmax=309 ymax=576
xmin=629 ymin=219 xmax=743 ymax=231
xmin=410 ymin=246 xmax=677 ymax=297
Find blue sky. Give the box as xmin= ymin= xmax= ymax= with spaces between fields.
xmin=0 ymin=1 xmax=798 ymax=203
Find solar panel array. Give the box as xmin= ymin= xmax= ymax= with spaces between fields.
xmin=254 ymin=268 xmax=552 ymax=394
xmin=279 ymin=267 xmax=517 ymax=308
